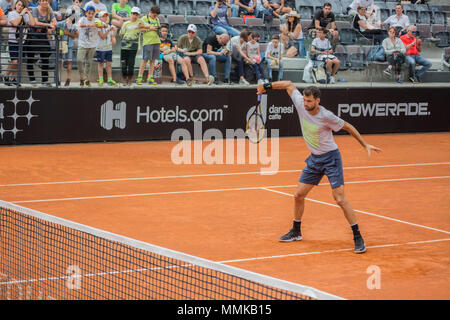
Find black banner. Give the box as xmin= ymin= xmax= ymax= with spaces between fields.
xmin=0 ymin=87 xmax=449 ymax=145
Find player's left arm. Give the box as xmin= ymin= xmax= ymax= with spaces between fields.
xmin=341 ymin=122 xmax=382 ymax=156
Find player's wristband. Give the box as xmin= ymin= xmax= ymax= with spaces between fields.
xmin=263 ymin=82 xmax=272 ymax=90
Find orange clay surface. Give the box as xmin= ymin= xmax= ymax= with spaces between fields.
xmin=1 ymin=133 xmax=449 ymax=300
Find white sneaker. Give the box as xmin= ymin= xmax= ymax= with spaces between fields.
xmin=257 ymin=79 xmax=264 ymax=85
xmin=264 ymin=79 xmax=269 ymax=83
xmin=207 ymin=75 xmax=214 ymax=85
xmin=239 ymin=78 xmax=250 ymax=85
xmin=329 ymin=76 xmax=335 ymax=84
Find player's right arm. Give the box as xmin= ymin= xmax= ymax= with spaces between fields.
xmin=256 ymin=80 xmax=298 ymax=97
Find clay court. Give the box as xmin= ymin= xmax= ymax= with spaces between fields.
xmin=1 ymin=132 xmax=449 ymax=300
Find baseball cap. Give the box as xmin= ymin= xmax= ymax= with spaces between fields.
xmin=131 ymin=7 xmax=141 ymax=14
xmin=85 ymin=5 xmax=95 ymax=12
xmin=98 ymin=11 xmax=109 ymax=17
xmin=187 ymin=24 xmax=197 ymax=33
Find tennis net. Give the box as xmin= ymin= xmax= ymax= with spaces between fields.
xmin=0 ymin=200 xmax=343 ymax=300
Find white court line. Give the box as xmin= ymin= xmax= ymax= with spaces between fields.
xmin=1 ymin=162 xmax=449 ymax=187
xmin=219 ymin=238 xmax=450 ymax=264
xmin=10 ymin=175 xmax=450 ymax=205
xmin=260 ymin=188 xmax=450 ymax=235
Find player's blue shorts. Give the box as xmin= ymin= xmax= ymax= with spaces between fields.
xmin=299 ymin=149 xmax=344 ymax=188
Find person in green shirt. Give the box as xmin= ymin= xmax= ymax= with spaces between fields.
xmin=111 ymin=0 xmax=131 ymax=28
xmin=119 ymin=6 xmax=141 ymax=85
xmin=136 ymin=5 xmax=161 ymax=85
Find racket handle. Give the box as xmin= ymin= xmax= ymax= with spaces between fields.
xmin=257 ymin=94 xmax=262 ymax=102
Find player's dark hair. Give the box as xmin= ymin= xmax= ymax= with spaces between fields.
xmin=303 ymin=86 xmax=321 ymax=99
xmin=323 ymin=2 xmax=332 ymax=8
xmin=150 ymin=5 xmax=160 ymax=14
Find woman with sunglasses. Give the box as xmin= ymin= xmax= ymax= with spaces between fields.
xmin=382 ymin=26 xmax=406 ymax=83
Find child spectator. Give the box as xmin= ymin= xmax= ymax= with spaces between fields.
xmin=96 ymin=11 xmax=117 ymax=86
xmin=265 ymin=34 xmax=284 ymax=81
xmin=136 ymin=5 xmax=160 ymax=85
xmin=311 ymin=27 xmax=340 ymax=84
xmin=111 ymin=0 xmax=131 ymax=28
xmin=119 ymin=6 xmax=140 ymax=85
xmin=246 ymin=31 xmax=267 ymax=84
xmin=159 ymin=24 xmax=191 ymax=85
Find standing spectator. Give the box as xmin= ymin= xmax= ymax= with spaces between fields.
xmin=246 ymin=31 xmax=267 ymax=84
xmin=265 ymin=34 xmax=284 ymax=81
xmin=202 ymin=33 xmax=231 ymax=84
xmin=234 ymin=0 xmax=255 ymax=17
xmin=77 ymin=5 xmax=101 ymax=86
xmin=159 ymin=24 xmax=191 ymax=85
xmin=382 ymin=27 xmax=406 ymax=83
xmin=280 ymin=11 xmax=305 ymax=58
xmin=58 ymin=0 xmax=82 ymax=86
xmin=400 ymin=25 xmax=431 ymax=83
xmin=96 ymin=11 xmax=117 ymax=86
xmin=176 ymin=24 xmax=214 ymax=85
xmin=209 ymin=0 xmax=239 ymax=37
xmin=111 ymin=0 xmax=131 ymax=29
xmin=26 ymin=0 xmax=57 ymax=86
xmin=119 ymin=6 xmax=140 ymax=85
xmin=308 ymin=2 xmax=339 ymax=44
xmin=383 ymin=3 xmax=410 ymax=36
xmin=5 ymin=0 xmax=35 ymax=86
xmin=267 ymin=0 xmax=291 ymax=19
xmin=226 ymin=29 xmax=251 ymax=85
xmin=136 ymin=5 xmax=160 ymax=85
xmin=84 ymin=0 xmax=107 ymax=16
xmin=311 ymin=28 xmax=340 ymax=84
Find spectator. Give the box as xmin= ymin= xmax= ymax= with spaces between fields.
xmin=353 ymin=6 xmax=386 ymax=44
xmin=234 ymin=0 xmax=255 ymax=17
xmin=0 ymin=0 xmax=16 ymax=15
xmin=48 ymin=0 xmax=58 ymax=12
xmin=246 ymin=31 xmax=267 ymax=84
xmin=202 ymin=33 xmax=231 ymax=84
xmin=311 ymin=27 xmax=340 ymax=84
xmin=59 ymin=0 xmax=83 ymax=86
xmin=348 ymin=0 xmax=374 ymax=17
xmin=255 ymin=0 xmax=274 ymax=21
xmin=159 ymin=24 xmax=191 ymax=85
xmin=400 ymin=25 xmax=431 ymax=83
xmin=280 ymin=10 xmax=305 ymax=58
xmin=5 ymin=0 xmax=35 ymax=86
xmin=308 ymin=2 xmax=339 ymax=44
xmin=136 ymin=5 xmax=161 ymax=85
xmin=382 ymin=26 xmax=406 ymax=83
xmin=76 ymin=5 xmax=100 ymax=86
xmin=96 ymin=11 xmax=117 ymax=86
xmin=26 ymin=0 xmax=57 ymax=86
xmin=226 ymin=29 xmax=251 ymax=85
xmin=383 ymin=3 xmax=410 ymax=36
xmin=118 ymin=6 xmax=139 ymax=85
xmin=209 ymin=0 xmax=239 ymax=37
xmin=111 ymin=0 xmax=131 ymax=29
xmin=265 ymin=34 xmax=284 ymax=81
xmin=84 ymin=0 xmax=107 ymax=16
xmin=176 ymin=24 xmax=214 ymax=85
xmin=267 ymin=0 xmax=291 ymax=19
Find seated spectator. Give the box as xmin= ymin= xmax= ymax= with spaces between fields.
xmin=383 ymin=3 xmax=410 ymax=36
xmin=353 ymin=6 xmax=386 ymax=44
xmin=310 ymin=27 xmax=340 ymax=84
xmin=246 ymin=31 xmax=267 ymax=84
xmin=111 ymin=0 xmax=131 ymax=29
xmin=177 ymin=24 xmax=215 ymax=85
xmin=226 ymin=29 xmax=251 ymax=85
xmin=234 ymin=0 xmax=255 ymax=17
xmin=400 ymin=25 xmax=432 ymax=83
xmin=255 ymin=0 xmax=274 ymax=21
xmin=348 ymin=0 xmax=374 ymax=17
xmin=159 ymin=24 xmax=191 ymax=85
xmin=267 ymin=0 xmax=291 ymax=19
xmin=382 ymin=27 xmax=406 ymax=83
xmin=5 ymin=0 xmax=35 ymax=86
xmin=209 ymin=0 xmax=239 ymax=37
xmin=280 ymin=10 xmax=305 ymax=58
xmin=265 ymin=34 xmax=284 ymax=81
xmin=84 ymin=0 xmax=107 ymax=16
xmin=119 ymin=6 xmax=141 ymax=85
xmin=308 ymin=2 xmax=339 ymax=44
xmin=202 ymin=33 xmax=232 ymax=84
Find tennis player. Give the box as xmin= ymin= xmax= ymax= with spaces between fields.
xmin=257 ymin=81 xmax=382 ymax=253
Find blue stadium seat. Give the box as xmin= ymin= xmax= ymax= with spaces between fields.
xmin=176 ymin=0 xmax=195 ymax=16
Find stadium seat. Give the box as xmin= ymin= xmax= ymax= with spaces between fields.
xmin=167 ymin=15 xmax=186 ymax=24
xmin=430 ymin=6 xmax=447 ymax=25
xmin=403 ymin=4 xmax=419 ymax=25
xmin=195 ymin=0 xmax=212 ymax=17
xmin=416 ymin=24 xmax=432 ymax=40
xmin=140 ymin=0 xmax=157 ymax=14
xmin=187 ymin=15 xmax=208 ymax=25
xmin=176 ymin=0 xmax=195 ymax=16
xmin=443 ymin=47 xmax=450 ymax=68
xmin=431 ymin=24 xmax=449 ymax=48
xmin=159 ymin=0 xmax=175 ymax=15
xmin=333 ymin=45 xmax=349 ymax=70
xmin=228 ymin=17 xmax=246 ymax=31
xmin=374 ymin=2 xmax=390 ymax=23
xmin=335 ymin=21 xmax=357 ymax=45
xmin=345 ymin=45 xmax=365 ymax=70
xmin=417 ymin=6 xmax=432 ymax=25
xmin=296 ymin=0 xmax=315 ymax=20
xmin=168 ymin=22 xmax=190 ymax=41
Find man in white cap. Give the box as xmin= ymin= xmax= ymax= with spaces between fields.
xmin=177 ymin=24 xmax=214 ymax=85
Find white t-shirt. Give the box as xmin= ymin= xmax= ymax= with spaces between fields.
xmin=265 ymin=41 xmax=283 ymax=59
xmin=247 ymin=41 xmax=259 ymax=59
xmin=291 ymin=90 xmax=344 ymax=155
xmin=383 ymin=14 xmax=410 ymax=29
xmin=7 ymin=10 xmax=30 ymax=42
xmin=311 ymin=37 xmax=331 ymax=52
xmin=77 ymin=16 xmax=99 ymax=48
xmin=96 ymin=24 xmax=113 ymax=51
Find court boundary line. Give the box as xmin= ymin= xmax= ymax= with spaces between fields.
xmin=1 ymin=162 xmax=449 ymax=187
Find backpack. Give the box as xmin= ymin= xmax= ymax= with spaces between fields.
xmin=367 ymin=45 xmax=385 ymax=62
xmin=311 ymin=64 xmax=328 ymax=84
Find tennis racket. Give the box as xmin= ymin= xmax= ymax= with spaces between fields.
xmin=246 ymin=94 xmax=266 ymax=144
